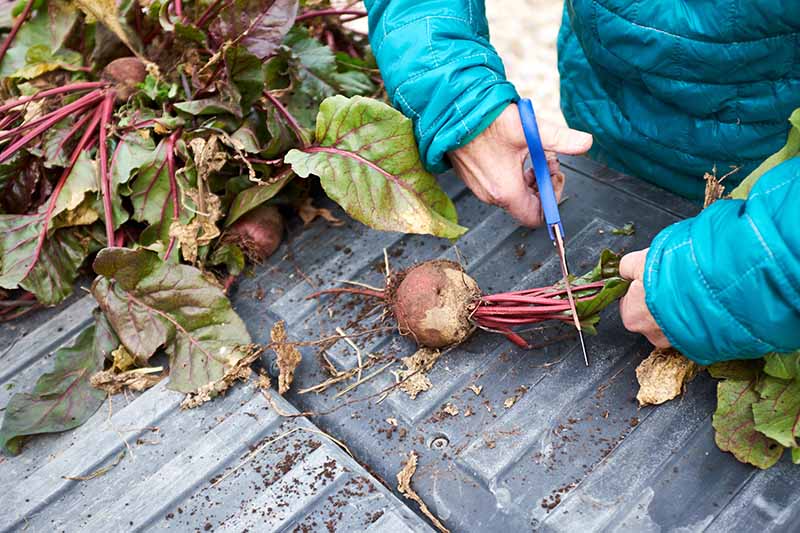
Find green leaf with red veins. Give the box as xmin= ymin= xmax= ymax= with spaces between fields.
xmin=91 ymin=248 xmax=252 ymax=393
xmin=110 ymin=131 xmax=156 ymax=228
xmin=128 ymin=138 xmax=186 ymax=242
xmin=284 ymin=28 xmax=375 ymax=100
xmin=752 ymin=376 xmax=800 ymax=448
xmin=285 ymin=96 xmax=467 ymax=239
xmin=113 ymin=131 xmax=156 ymax=186
xmin=208 ymin=0 xmax=298 ymax=60
xmin=261 ymin=103 xmax=300 ymax=157
xmin=0 ymin=216 xmax=94 ymax=304
xmin=0 ymin=312 xmax=115 ymax=455
xmin=574 ymin=277 xmax=630 ymax=333
xmin=225 ymin=45 xmax=265 ymax=110
xmin=173 ymin=98 xmax=243 ymax=118
xmin=0 ymin=0 xmax=77 ymax=76
xmin=712 ymin=376 xmax=784 ymax=469
xmin=763 ymin=352 xmax=800 ymax=380
xmin=226 ymin=170 xmax=293 ymax=226
xmin=53 ymin=151 xmax=98 ymax=215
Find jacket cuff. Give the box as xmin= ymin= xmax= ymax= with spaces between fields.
xmin=369 ymin=11 xmax=519 ymax=173
xmin=643 ymin=201 xmax=779 ymax=365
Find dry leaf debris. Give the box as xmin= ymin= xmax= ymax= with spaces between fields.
xmin=468 ymin=383 xmax=482 ymax=396
xmin=298 ymin=197 xmax=344 ymax=226
xmin=91 ymin=367 xmax=164 ymax=395
xmin=397 ymin=451 xmax=450 ymax=533
xmin=636 ymin=347 xmax=701 ymax=406
xmin=394 ymin=348 xmax=441 ymax=399
xmin=442 ymin=403 xmax=459 ymax=416
xmin=180 ymin=345 xmax=262 ymax=409
xmin=271 ymin=321 xmax=302 ymax=395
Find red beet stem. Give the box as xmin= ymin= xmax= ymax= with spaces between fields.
xmin=55 ymin=111 xmax=95 ymax=157
xmin=295 ymin=8 xmax=367 ymax=22
xmin=0 ymin=91 xmax=104 ymax=162
xmin=0 ymin=82 xmax=107 ymax=114
xmin=473 ymin=305 xmax=572 ymax=316
xmin=263 ymin=91 xmax=307 ymax=147
xmin=0 ymin=89 xmax=105 ymax=140
xmin=497 ymin=328 xmax=530 ymax=348
xmin=480 ymin=293 xmax=577 ymax=305
xmin=163 ymin=129 xmax=182 ymax=261
xmin=22 ymin=106 xmax=102 ymax=279
xmin=98 ymin=92 xmax=116 ymax=246
xmin=0 ymin=0 xmax=35 ymax=67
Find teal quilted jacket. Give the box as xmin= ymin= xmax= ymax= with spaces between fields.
xmin=364 ymin=0 xmax=800 ymax=364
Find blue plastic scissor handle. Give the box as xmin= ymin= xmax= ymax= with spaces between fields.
xmin=518 ymin=98 xmax=563 ymax=241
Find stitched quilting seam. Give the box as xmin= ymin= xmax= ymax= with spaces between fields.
xmin=748 ymin=175 xmax=794 ymax=201
xmin=389 ymin=53 xmax=492 ymax=98
xmin=593 ymin=0 xmax=800 ymax=45
xmin=374 ymin=15 xmax=471 ymax=56
xmin=687 ymin=236 xmax=773 ymax=352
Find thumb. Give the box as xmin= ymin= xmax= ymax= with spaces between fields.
xmin=619 ymin=249 xmax=649 ymax=281
xmin=539 ymin=120 xmax=593 ymax=154
xmin=502 ymin=104 xmax=593 ymax=155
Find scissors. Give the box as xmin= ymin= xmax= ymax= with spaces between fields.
xmin=517 ymin=98 xmax=589 ymax=366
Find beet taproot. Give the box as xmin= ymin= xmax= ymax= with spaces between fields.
xmin=102 ymin=57 xmax=147 ymax=102
xmin=224 ymin=205 xmax=284 ymax=263
xmin=390 ymin=260 xmax=480 ymax=348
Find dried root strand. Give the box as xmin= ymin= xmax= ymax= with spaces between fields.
xmin=397 ymin=451 xmax=450 ymax=533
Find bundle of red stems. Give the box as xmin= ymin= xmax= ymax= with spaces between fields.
xmin=0 ymin=82 xmax=182 ymax=265
xmin=472 ymin=281 xmax=607 ymax=348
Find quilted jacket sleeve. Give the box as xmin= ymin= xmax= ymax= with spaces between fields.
xmin=645 ymin=157 xmax=800 ymax=365
xmin=364 ymin=0 xmax=518 ymax=173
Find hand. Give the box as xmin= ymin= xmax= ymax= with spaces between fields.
xmin=448 ymin=103 xmax=593 ymax=227
xmin=619 ymin=249 xmax=671 ymax=348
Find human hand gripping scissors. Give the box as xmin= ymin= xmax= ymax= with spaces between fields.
xmin=517 ymin=98 xmax=589 ymax=365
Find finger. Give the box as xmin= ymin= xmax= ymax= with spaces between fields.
xmin=503 ymin=105 xmax=592 ymax=155
xmin=552 ymin=169 xmax=565 ymax=203
xmin=539 ymin=121 xmax=593 ymax=155
xmin=645 ymin=331 xmax=672 ymax=349
xmin=619 ymin=249 xmax=648 ymax=281
xmin=618 ymin=283 xmax=639 ymax=332
xmin=495 ymin=169 xmax=543 ymax=227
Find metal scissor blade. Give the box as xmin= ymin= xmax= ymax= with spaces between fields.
xmin=552 ymin=226 xmax=589 ymax=366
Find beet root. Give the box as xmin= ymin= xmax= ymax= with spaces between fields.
xmin=390 ymin=260 xmax=480 ymax=348
xmin=224 ymin=205 xmax=284 ymax=263
xmin=102 ymin=57 xmax=147 ymax=102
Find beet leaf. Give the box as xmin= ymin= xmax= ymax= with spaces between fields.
xmin=208 ymin=0 xmax=298 ymax=60
xmin=285 ymin=95 xmax=467 ymax=238
xmin=712 ymin=374 xmax=784 ymax=469
xmin=91 ymin=248 xmax=252 ymax=393
xmin=0 ymin=312 xmax=115 ymax=455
